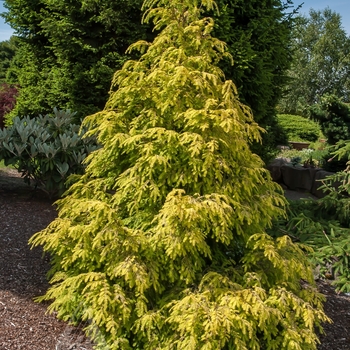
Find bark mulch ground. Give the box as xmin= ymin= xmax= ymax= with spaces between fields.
xmin=0 ymin=168 xmax=349 ymax=349
xmin=0 ymin=169 xmax=94 ymax=349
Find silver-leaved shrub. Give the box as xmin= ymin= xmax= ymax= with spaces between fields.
xmin=0 ymin=108 xmax=98 ymax=197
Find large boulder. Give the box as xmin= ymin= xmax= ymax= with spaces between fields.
xmin=267 ymin=158 xmax=289 ymax=182
xmin=280 ymin=164 xmax=318 ymax=192
xmin=268 ymin=158 xmax=337 ymax=197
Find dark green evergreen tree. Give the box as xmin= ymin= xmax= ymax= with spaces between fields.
xmin=3 ymin=0 xmax=154 ymax=119
xmin=0 ymin=36 xmax=19 ymax=82
xmin=309 ymin=94 xmax=350 ymax=145
xmin=3 ymin=0 xmax=294 ymax=159
xmin=212 ymin=0 xmax=295 ymax=156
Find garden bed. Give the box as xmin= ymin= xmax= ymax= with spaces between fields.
xmin=268 ymin=158 xmax=335 ymax=197
xmin=0 ymin=168 xmax=349 ymax=349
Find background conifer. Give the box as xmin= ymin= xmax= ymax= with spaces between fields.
xmin=31 ymin=0 xmax=328 ymax=348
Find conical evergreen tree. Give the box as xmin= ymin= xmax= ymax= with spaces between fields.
xmin=31 ymin=0 xmax=329 ymax=348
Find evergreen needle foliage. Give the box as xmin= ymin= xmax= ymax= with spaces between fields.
xmin=272 ymin=141 xmax=350 ymax=293
xmin=30 ymin=0 xmax=329 ymax=348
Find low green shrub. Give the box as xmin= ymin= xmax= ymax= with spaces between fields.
xmin=276 ymin=201 xmax=350 ymax=292
xmin=0 ymin=159 xmax=6 ymax=169
xmin=0 ymin=108 xmax=99 ymax=197
xmin=309 ymin=139 xmax=327 ymax=151
xmin=309 ymin=94 xmax=350 ymax=145
xmin=277 ymin=114 xmax=323 ymax=143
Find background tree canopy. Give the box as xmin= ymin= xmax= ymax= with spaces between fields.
xmin=0 ymin=35 xmax=18 ymax=82
xmin=279 ymin=8 xmax=350 ymax=115
xmin=212 ymin=0 xmax=295 ymax=158
xmin=3 ymin=0 xmax=295 ymax=159
xmin=3 ymin=0 xmax=154 ymax=119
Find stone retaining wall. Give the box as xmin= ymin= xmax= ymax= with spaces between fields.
xmin=267 ymin=158 xmax=335 ymax=198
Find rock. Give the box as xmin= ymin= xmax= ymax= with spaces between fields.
xmin=280 ymin=164 xmax=318 ymax=191
xmin=267 ymin=158 xmax=339 ymax=198
xmin=267 ymin=158 xmax=288 ymax=182
xmin=277 ymin=145 xmax=290 ymax=150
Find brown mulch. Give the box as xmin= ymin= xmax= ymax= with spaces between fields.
xmin=0 ymin=168 xmax=349 ymax=349
xmin=0 ymin=169 xmax=94 ymax=350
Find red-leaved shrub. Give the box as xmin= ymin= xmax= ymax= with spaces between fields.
xmin=0 ymin=83 xmax=18 ymax=129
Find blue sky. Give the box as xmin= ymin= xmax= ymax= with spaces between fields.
xmin=298 ymin=0 xmax=350 ymax=34
xmin=0 ymin=0 xmax=349 ymax=42
xmin=0 ymin=1 xmax=13 ymax=42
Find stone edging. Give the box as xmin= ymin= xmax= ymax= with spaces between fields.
xmin=267 ymin=158 xmax=335 ymax=198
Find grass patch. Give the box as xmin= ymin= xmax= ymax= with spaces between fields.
xmin=0 ymin=160 xmax=15 ymax=170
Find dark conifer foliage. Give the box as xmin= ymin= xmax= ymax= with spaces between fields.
xmin=3 ymin=0 xmax=294 ymax=160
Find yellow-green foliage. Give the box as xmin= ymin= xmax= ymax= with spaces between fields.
xmin=277 ymin=114 xmax=323 ymax=143
xmin=30 ymin=0 xmax=329 ymax=348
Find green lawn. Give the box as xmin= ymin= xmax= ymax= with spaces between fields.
xmin=0 ymin=160 xmax=14 ymax=169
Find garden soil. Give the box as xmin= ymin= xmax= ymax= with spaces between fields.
xmin=0 ymin=168 xmax=349 ymax=349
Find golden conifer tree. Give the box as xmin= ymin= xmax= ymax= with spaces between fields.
xmin=31 ymin=0 xmax=329 ymax=348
